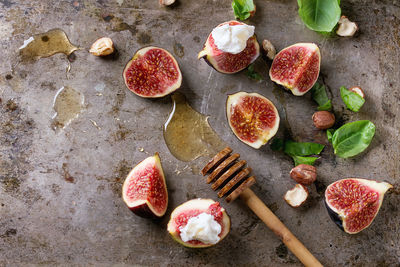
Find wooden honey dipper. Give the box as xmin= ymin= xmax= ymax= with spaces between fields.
xmin=202 ymin=147 xmax=323 ymax=267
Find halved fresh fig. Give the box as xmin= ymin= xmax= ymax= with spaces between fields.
xmin=226 ymin=92 xmax=280 ymax=149
xmin=269 ymin=43 xmax=320 ymax=96
xmin=122 ymin=153 xmax=168 ymax=218
xmin=123 ymin=46 xmax=182 ymax=98
xmin=198 ymin=21 xmax=260 ymax=74
xmin=325 ymin=178 xmax=392 ymax=234
xmin=167 ymin=199 xmax=230 ymax=248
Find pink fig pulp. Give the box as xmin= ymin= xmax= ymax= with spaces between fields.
xmin=122 ymin=153 xmax=168 ymax=218
xmin=269 ymin=43 xmax=320 ymax=96
xmin=123 ymin=46 xmax=182 ymax=98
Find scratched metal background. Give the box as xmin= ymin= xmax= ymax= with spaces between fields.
xmin=0 ymin=0 xmax=399 ymax=266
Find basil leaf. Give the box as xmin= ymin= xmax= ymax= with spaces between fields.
xmin=326 ymin=129 xmax=335 ymax=143
xmin=270 ymin=138 xmax=284 ymax=151
xmin=297 ymin=0 xmax=341 ymax=32
xmin=291 ymin=155 xmax=319 ymax=166
xmin=246 ymin=64 xmax=263 ymax=81
xmin=311 ymin=82 xmax=332 ymax=111
xmin=232 ymin=0 xmax=255 ymax=21
xmin=332 ymin=120 xmax=376 ymax=158
xmin=284 ymin=140 xmax=325 ymax=156
xmin=340 ymin=86 xmax=365 ymax=112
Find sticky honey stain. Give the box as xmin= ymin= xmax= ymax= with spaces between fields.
xmin=51 ymin=86 xmax=84 ymax=130
xmin=19 ymin=29 xmax=78 ymax=61
xmin=163 ymin=92 xmax=225 ymax=162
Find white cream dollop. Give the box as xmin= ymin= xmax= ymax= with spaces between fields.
xmin=179 ymin=212 xmax=221 ymax=244
xmin=211 ymin=24 xmax=255 ymax=54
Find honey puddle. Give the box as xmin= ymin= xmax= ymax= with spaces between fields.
xmin=51 ymin=86 xmax=84 ymax=130
xmin=19 ymin=29 xmax=78 ymax=61
xmin=163 ymin=92 xmax=226 ymax=162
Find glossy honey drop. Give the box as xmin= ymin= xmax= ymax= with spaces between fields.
xmin=163 ymin=92 xmax=226 ymax=162
xmin=19 ymin=29 xmax=78 ymax=61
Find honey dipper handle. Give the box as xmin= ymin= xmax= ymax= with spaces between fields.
xmin=240 ymin=188 xmax=323 ymax=267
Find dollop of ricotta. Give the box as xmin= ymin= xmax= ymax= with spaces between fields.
xmin=179 ymin=212 xmax=221 ymax=244
xmin=211 ymin=24 xmax=255 ymax=54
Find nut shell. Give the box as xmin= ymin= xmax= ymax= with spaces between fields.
xmin=290 ymin=164 xmax=317 ymax=185
xmin=349 ymin=86 xmax=365 ymax=99
xmin=312 ymin=111 xmax=335 ymax=130
xmin=89 ymin=37 xmax=114 ymax=56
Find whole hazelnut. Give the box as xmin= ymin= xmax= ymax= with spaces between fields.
xmin=312 ymin=111 xmax=335 ymax=130
xmin=349 ymin=86 xmax=365 ymax=99
xmin=89 ymin=37 xmax=114 ymax=56
xmin=290 ymin=164 xmax=317 ymax=185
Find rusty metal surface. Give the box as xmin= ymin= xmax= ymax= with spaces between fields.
xmin=1 ymin=0 xmax=400 ymax=266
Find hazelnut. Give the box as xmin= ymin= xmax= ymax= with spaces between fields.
xmin=312 ymin=111 xmax=335 ymax=130
xmin=336 ymin=16 xmax=358 ymax=37
xmin=89 ymin=37 xmax=114 ymax=56
xmin=349 ymin=86 xmax=365 ymax=99
xmin=284 ymin=184 xmax=309 ymax=208
xmin=290 ymin=164 xmax=317 ymax=185
xmin=262 ymin=39 xmax=276 ymax=60
xmin=159 ymin=0 xmax=175 ymax=6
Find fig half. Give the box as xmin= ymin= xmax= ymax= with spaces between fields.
xmin=123 ymin=46 xmax=182 ymax=98
xmin=198 ymin=21 xmax=260 ymax=74
xmin=325 ymin=178 xmax=392 ymax=234
xmin=122 ymin=153 xmax=168 ymax=218
xmin=167 ymin=199 xmax=230 ymax=248
xmin=269 ymin=43 xmax=320 ymax=96
xmin=226 ymin=92 xmax=280 ymax=149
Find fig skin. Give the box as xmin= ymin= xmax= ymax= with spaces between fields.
xmin=324 ymin=178 xmax=392 ymax=234
xmin=167 ymin=199 xmax=231 ymax=248
xmin=122 ymin=153 xmax=168 ymax=219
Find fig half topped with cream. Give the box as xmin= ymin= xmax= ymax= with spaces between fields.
xmin=167 ymin=199 xmax=230 ymax=248
xmin=198 ymin=21 xmax=260 ymax=74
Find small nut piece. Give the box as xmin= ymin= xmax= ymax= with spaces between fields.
xmin=336 ymin=16 xmax=358 ymax=37
xmin=290 ymin=164 xmax=317 ymax=185
xmin=89 ymin=37 xmax=114 ymax=56
xmin=262 ymin=39 xmax=276 ymax=60
xmin=284 ymin=184 xmax=309 ymax=208
xmin=312 ymin=111 xmax=335 ymax=130
xmin=159 ymin=0 xmax=175 ymax=6
xmin=349 ymin=86 xmax=365 ymax=98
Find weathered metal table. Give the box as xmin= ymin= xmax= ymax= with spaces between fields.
xmin=1 ymin=0 xmax=399 ymax=266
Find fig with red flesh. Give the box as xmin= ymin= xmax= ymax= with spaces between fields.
xmin=269 ymin=43 xmax=321 ymax=96
xmin=123 ymin=46 xmax=182 ymax=98
xmin=122 ymin=153 xmax=168 ymax=218
xmin=198 ymin=21 xmax=260 ymax=74
xmin=226 ymin=92 xmax=280 ymax=149
xmin=167 ymin=199 xmax=230 ymax=248
xmin=325 ymin=178 xmax=392 ymax=234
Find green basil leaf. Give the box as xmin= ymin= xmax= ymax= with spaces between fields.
xmin=332 ymin=120 xmax=376 ymax=158
xmin=284 ymin=140 xmax=325 ymax=156
xmin=340 ymin=86 xmax=365 ymax=112
xmin=270 ymin=138 xmax=284 ymax=151
xmin=297 ymin=0 xmax=341 ymax=32
xmin=311 ymin=82 xmax=332 ymax=111
xmin=246 ymin=64 xmax=263 ymax=81
xmin=292 ymin=155 xmax=319 ymax=166
xmin=326 ymin=129 xmax=335 ymax=143
xmin=232 ymin=0 xmax=255 ymax=21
